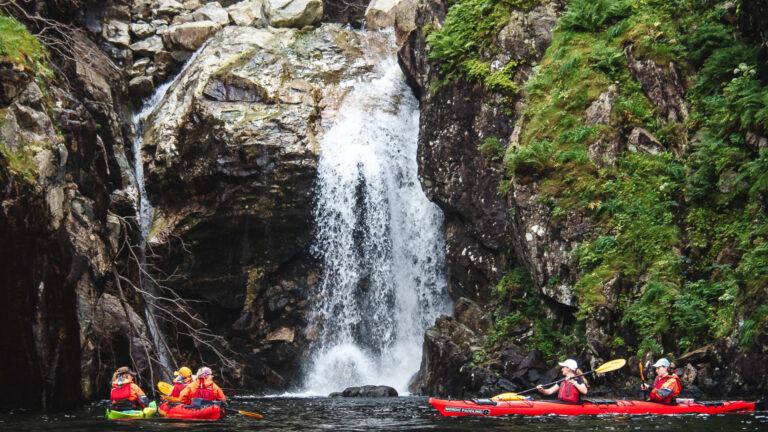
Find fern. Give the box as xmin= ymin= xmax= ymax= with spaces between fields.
xmin=558 ymin=0 xmax=632 ymax=33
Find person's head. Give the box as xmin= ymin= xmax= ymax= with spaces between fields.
xmin=196 ymin=367 xmax=213 ymax=381
xmin=558 ymin=359 xmax=578 ymax=376
xmin=112 ymin=366 xmax=137 ymax=383
xmin=652 ymin=358 xmax=670 ymax=376
xmin=175 ymin=366 xmax=193 ymax=382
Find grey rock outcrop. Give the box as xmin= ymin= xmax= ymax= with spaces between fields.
xmin=139 ymin=24 xmax=400 ymax=391
xmin=266 ymin=0 xmax=323 ymax=27
xmin=399 ymin=0 xmax=562 ymax=303
xmin=227 ymin=0 xmax=268 ymax=27
xmin=162 ymin=20 xmax=221 ymax=51
xmin=329 ymin=385 xmax=399 ymax=397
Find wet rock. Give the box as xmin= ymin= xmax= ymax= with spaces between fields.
xmin=680 ymin=363 xmax=698 ymax=386
xmin=130 ymin=22 xmax=154 ymax=38
xmin=193 ymin=1 xmax=231 ymax=25
xmin=365 ymin=0 xmax=399 ymax=30
xmin=0 ymin=60 xmax=30 ymax=105
xmin=408 ymin=315 xmax=479 ymax=396
xmin=156 ymin=0 xmax=186 ymax=18
xmin=227 ymin=0 xmax=268 ymax=27
xmin=454 ymin=297 xmax=491 ymax=334
xmin=128 ymin=76 xmax=155 ymax=99
xmin=497 ymin=3 xmax=559 ymax=60
xmin=266 ymin=326 xmax=295 ymax=342
xmin=162 ymin=20 xmax=222 ymax=51
xmin=103 ymin=20 xmax=131 ymax=46
xmin=332 ymin=385 xmax=399 ymax=397
xmin=266 ymin=0 xmax=323 ymax=28
xmin=128 ymin=57 xmax=152 ymax=77
xmin=627 ymin=127 xmax=663 ymax=155
xmin=322 ymin=0 xmax=368 ymax=26
xmin=584 ymin=85 xmax=616 ymax=126
xmin=130 ymin=35 xmax=164 ymax=56
xmin=393 ymin=0 xmax=417 ymax=45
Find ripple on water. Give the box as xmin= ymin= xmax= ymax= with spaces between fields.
xmin=1 ymin=397 xmax=767 ymax=431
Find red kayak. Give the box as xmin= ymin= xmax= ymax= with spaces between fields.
xmin=429 ymin=397 xmax=756 ymax=416
xmin=158 ymin=401 xmax=226 ymax=420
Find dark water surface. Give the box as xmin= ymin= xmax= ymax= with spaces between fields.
xmin=2 ymin=396 xmax=766 ymax=431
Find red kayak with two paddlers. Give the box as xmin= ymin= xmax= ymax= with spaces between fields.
xmin=429 ymin=397 xmax=756 ymax=417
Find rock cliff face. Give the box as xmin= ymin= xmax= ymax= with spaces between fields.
xmin=402 ymin=0 xmax=768 ymax=399
xmin=2 ymin=0 xmax=390 ymax=404
xmin=0 ymin=12 xmax=141 ymax=407
xmin=139 ymin=24 xmax=399 ymax=391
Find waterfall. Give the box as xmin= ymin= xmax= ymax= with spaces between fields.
xmin=303 ymin=56 xmax=452 ymax=395
xmin=132 ymin=82 xmax=174 ymax=379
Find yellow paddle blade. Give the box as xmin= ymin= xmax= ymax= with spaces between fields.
xmin=161 ymin=394 xmax=181 ymax=403
xmin=237 ymin=410 xmax=263 ymax=419
xmin=492 ymin=392 xmax=524 ymax=401
xmin=157 ymin=381 xmax=173 ymax=395
xmin=595 ymin=358 xmax=626 ymax=374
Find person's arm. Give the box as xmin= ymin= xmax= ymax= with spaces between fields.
xmin=214 ymin=384 xmax=227 ymax=402
xmin=537 ymin=383 xmax=559 ymax=395
xmin=133 ymin=383 xmax=146 ymax=396
xmin=663 ymin=378 xmax=682 ymax=397
xmin=571 ymin=378 xmax=588 ymax=395
xmin=132 ymin=384 xmax=150 ymax=407
xmin=179 ymin=385 xmax=192 ymax=405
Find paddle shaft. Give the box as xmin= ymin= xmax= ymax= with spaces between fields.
xmin=518 ymin=370 xmax=593 ymax=395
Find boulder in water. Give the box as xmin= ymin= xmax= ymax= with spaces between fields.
xmin=329 ymin=385 xmax=398 ymax=397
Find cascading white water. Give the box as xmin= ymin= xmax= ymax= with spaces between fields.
xmin=132 ymin=81 xmax=174 ymax=379
xmin=303 ymin=56 xmax=452 ymax=395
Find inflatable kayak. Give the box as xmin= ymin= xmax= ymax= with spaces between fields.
xmin=429 ymin=397 xmax=756 ymax=416
xmin=158 ymin=401 xmax=226 ymax=420
xmin=106 ymin=401 xmax=157 ymax=419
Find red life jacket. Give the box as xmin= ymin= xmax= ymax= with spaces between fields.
xmin=557 ymin=379 xmax=582 ymax=403
xmin=650 ymin=374 xmax=681 ymax=404
xmin=111 ymin=383 xmax=139 ymax=410
xmin=171 ymin=381 xmax=188 ymax=398
xmin=193 ymin=380 xmax=215 ymax=401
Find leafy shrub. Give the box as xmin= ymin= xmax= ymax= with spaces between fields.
xmin=0 ymin=15 xmax=51 ymax=78
xmin=426 ymin=0 xmax=534 ymax=91
xmin=506 ymin=140 xmax=554 ymax=177
xmin=558 ymin=0 xmax=632 ymax=33
xmin=680 ymin=23 xmax=733 ymax=67
xmin=479 ymin=136 xmax=505 ymax=161
xmin=691 ymin=44 xmax=758 ymax=96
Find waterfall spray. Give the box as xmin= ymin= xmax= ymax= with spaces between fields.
xmin=131 ymin=82 xmax=174 ymax=380
xmin=304 ymin=57 xmax=452 ymax=395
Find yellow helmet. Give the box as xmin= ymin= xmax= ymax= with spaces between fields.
xmin=174 ymin=366 xmax=192 ymax=378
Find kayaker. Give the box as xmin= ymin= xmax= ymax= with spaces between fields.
xmin=179 ymin=367 xmax=227 ymax=407
xmin=536 ymin=359 xmax=588 ymax=403
xmin=171 ymin=366 xmax=193 ymax=398
xmin=110 ymin=366 xmax=151 ymax=410
xmin=641 ymin=358 xmax=681 ymax=404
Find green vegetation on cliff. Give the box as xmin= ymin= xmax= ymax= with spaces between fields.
xmin=425 ymin=0 xmax=538 ymax=95
xmin=0 ymin=15 xmax=51 ymax=77
xmin=513 ymin=0 xmax=767 ymax=357
xmin=0 ymin=14 xmax=52 ymax=182
xmin=435 ymin=0 xmax=768 ymax=360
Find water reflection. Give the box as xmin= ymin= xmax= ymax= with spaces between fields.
xmin=2 ymin=397 xmax=766 ymax=431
